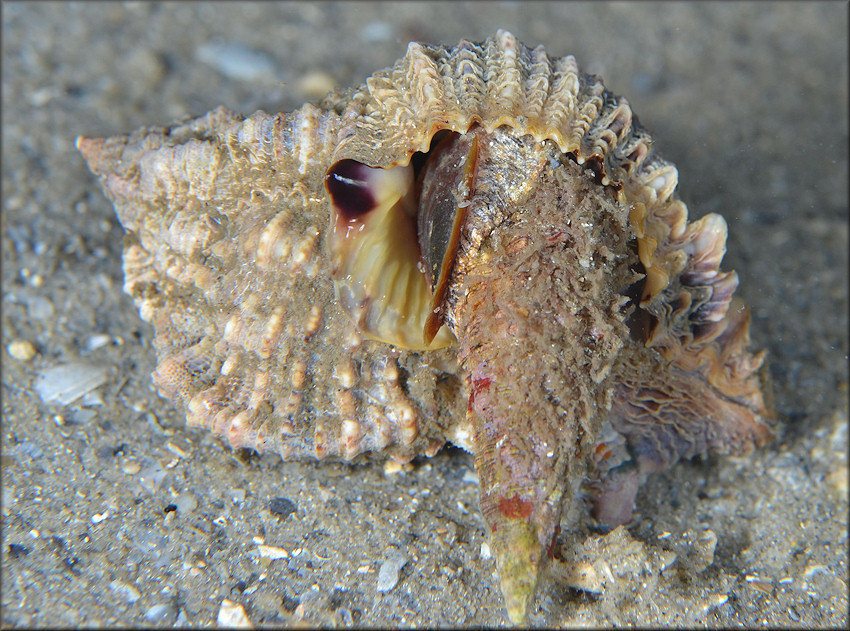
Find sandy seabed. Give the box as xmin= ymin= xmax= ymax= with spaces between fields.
xmin=2 ymin=2 xmax=847 ymax=627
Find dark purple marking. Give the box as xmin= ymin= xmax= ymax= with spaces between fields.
xmin=325 ymin=159 xmax=377 ymax=221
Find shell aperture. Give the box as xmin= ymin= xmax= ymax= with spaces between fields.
xmin=325 ymin=156 xmax=456 ymax=350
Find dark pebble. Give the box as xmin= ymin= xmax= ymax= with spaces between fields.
xmin=63 ymin=556 xmax=83 ymax=575
xmin=269 ymin=497 xmax=296 ymax=519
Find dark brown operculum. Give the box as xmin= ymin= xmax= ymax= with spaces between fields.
xmin=417 ymin=131 xmax=480 ymax=344
xmin=437 ymin=128 xmax=637 ymax=623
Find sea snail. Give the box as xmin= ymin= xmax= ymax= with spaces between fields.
xmin=78 ymin=30 xmax=773 ymax=624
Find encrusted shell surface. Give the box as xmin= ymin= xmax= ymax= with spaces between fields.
xmin=78 ymin=30 xmax=773 ymax=624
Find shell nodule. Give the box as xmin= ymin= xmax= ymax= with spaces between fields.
xmin=78 ymin=29 xmax=773 ymax=625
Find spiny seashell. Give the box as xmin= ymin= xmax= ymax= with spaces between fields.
xmin=77 ymin=30 xmax=774 ymax=624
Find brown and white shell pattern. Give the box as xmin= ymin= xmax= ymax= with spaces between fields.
xmin=78 ymin=30 xmax=773 ymax=624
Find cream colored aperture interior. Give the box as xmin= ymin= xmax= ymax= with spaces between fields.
xmin=326 ymin=160 xmax=457 ymax=350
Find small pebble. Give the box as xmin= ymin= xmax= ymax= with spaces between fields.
xmin=257 ymin=544 xmax=289 ymax=560
xmin=166 ymin=441 xmax=190 ymax=458
xmin=144 ymin=603 xmax=176 ymax=624
xmin=658 ymin=549 xmax=678 ymax=572
xmin=85 ymin=334 xmax=112 ymax=351
xmin=80 ymin=390 xmax=105 ymax=407
xmin=298 ymin=70 xmax=336 ymax=99
xmin=383 ymin=460 xmax=413 ymax=475
xmin=562 ymin=561 xmax=603 ymax=594
xmin=121 ymin=460 xmax=141 ymax=475
xmin=377 ymin=551 xmax=408 ymax=593
xmin=217 ymin=598 xmax=252 ymax=628
xmin=108 ymin=579 xmax=141 ymax=603
xmin=701 ymin=592 xmax=729 ymax=612
xmin=138 ymin=462 xmax=168 ymax=493
xmin=6 ymin=195 xmax=25 ymax=213
xmin=174 ymin=492 xmax=198 ymax=514
xmin=295 ymin=585 xmax=326 ymax=620
xmin=384 ymin=460 xmax=403 ymax=475
xmin=7 ymin=339 xmax=36 ymax=361
xmin=480 ymin=542 xmax=491 ymax=560
xmin=30 ymin=86 xmax=56 ymax=107
xmin=745 ymin=575 xmax=773 ymax=594
xmin=35 ymin=361 xmax=108 ymax=406
xmin=461 ymin=469 xmax=479 ymax=484
xmin=163 ymin=510 xmax=178 ymax=528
